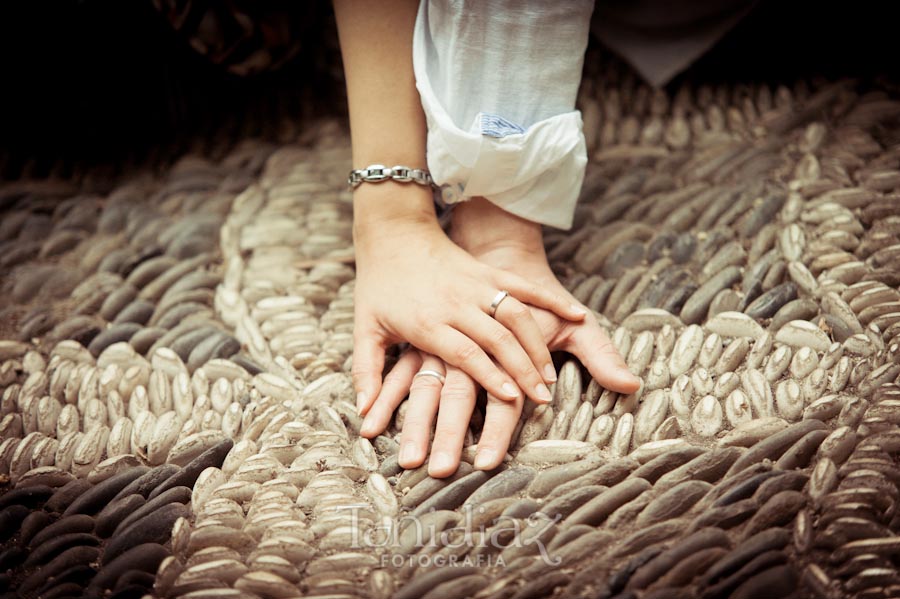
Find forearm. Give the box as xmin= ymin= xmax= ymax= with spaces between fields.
xmin=333 ymin=0 xmax=436 ymax=231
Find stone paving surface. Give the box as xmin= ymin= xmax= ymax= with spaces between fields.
xmin=0 ymin=68 xmax=900 ymax=599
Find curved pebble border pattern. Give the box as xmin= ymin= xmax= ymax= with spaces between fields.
xmin=2 ymin=65 xmax=900 ymax=599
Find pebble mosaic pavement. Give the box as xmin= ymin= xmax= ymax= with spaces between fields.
xmin=1 ymin=64 xmax=900 ymax=599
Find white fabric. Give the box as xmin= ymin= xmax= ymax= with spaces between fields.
xmin=413 ymin=0 xmax=594 ymax=230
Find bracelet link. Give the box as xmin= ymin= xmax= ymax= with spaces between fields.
xmin=349 ymin=164 xmax=433 ymax=189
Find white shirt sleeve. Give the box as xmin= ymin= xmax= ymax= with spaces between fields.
xmin=413 ymin=0 xmax=594 ymax=230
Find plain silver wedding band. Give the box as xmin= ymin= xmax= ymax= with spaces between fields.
xmin=413 ymin=369 xmax=446 ymax=385
xmin=489 ymin=290 xmax=509 ymax=318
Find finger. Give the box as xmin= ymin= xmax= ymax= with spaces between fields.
xmin=427 ymin=326 xmax=521 ymax=401
xmin=428 ymin=366 xmax=477 ymax=478
xmin=474 ymin=391 xmax=524 ymax=470
xmin=359 ymin=351 xmax=423 ymax=438
xmin=398 ymin=355 xmax=445 ymax=469
xmin=492 ymin=295 xmax=556 ymax=384
xmin=455 ymin=309 xmax=551 ymax=404
xmin=361 ymin=349 xmax=421 ymax=418
xmin=498 ymin=273 xmax=587 ymax=322
xmin=351 ymin=324 xmax=388 ymax=415
xmin=568 ymin=323 xmax=642 ymax=394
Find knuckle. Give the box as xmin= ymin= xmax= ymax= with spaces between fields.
xmin=410 ymin=376 xmax=443 ymax=393
xmin=489 ymin=327 xmax=515 ymax=348
xmin=453 ymin=342 xmax=481 ymax=365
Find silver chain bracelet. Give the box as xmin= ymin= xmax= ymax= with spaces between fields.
xmin=348 ymin=164 xmax=434 ymax=189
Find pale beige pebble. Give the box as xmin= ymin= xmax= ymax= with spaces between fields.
xmin=808 ymin=457 xmax=838 ymax=503
xmin=670 ymin=374 xmax=693 ymax=427
xmin=187 ymin=524 xmax=255 ymax=555
xmin=621 ymin=308 xmax=684 ymax=331
xmin=546 ymin=409 xmax=571 ymax=440
xmin=21 ymin=371 xmax=49 ymax=400
xmin=741 ymin=368 xmax=774 ymax=418
xmin=15 ymin=466 xmax=74 ymax=488
xmin=317 ymin=405 xmax=349 ymax=438
xmin=209 ymin=378 xmax=232 ymax=414
xmin=191 ymin=367 xmax=210 ymax=398
xmin=259 ymin=478 xmax=300 ymax=502
xmin=53 ymin=407 xmax=79 ymax=447
xmin=192 ymin=467 xmax=228 ymax=510
xmin=593 ymin=389 xmax=619 ymax=416
xmin=552 ymin=360 xmax=583 ymax=415
xmin=587 ymin=414 xmax=615 ymax=447
xmin=669 ymin=324 xmax=704 ymax=377
xmin=192 ymin=394 xmax=213 ymax=425
xmin=0 ymin=414 xmax=22 ymax=439
xmin=705 ymin=311 xmax=765 ymax=340
xmin=610 ymin=412 xmax=634 ymax=457
xmin=778 ymin=223 xmax=806 ymax=261
xmin=787 ymin=261 xmax=819 ymax=296
xmin=351 ymin=438 xmax=379 ymax=471
xmin=713 ymin=372 xmax=740 ymax=399
xmin=514 ymin=404 xmax=554 ymax=449
xmin=718 ymin=416 xmax=789 ymax=446
xmin=0 ymin=438 xmax=19 ymax=475
xmin=801 ymin=367 xmax=828 ymax=403
xmin=200 ymin=410 xmax=223 ymax=431
xmin=107 ymin=417 xmax=133 ymax=456
xmin=829 ymin=356 xmax=852 ymax=393
xmin=221 ymin=403 xmax=243 ymax=439
xmin=97 ymin=364 xmax=123 ymax=399
xmin=745 ymin=331 xmax=775 ymax=368
xmin=626 ymin=331 xmax=655 ymax=378
xmin=698 ymin=333 xmax=724 ymax=369
xmin=633 ymin=389 xmax=669 ymax=445
xmin=22 ymin=351 xmax=46 ymax=375
xmin=71 ymin=424 xmax=109 ymax=477
xmin=691 ymin=395 xmax=724 ymax=437
xmin=96 ymin=341 xmax=138 ymax=369
xmin=515 ymin=440 xmax=599 ymax=465
xmin=82 ymin=397 xmax=109 ymax=432
xmin=643 ymin=359 xmax=670 ymax=392
xmin=843 ymin=333 xmax=875 ymax=357
xmin=612 ymin=327 xmax=633 ymax=360
xmin=201 ymin=358 xmax=251 ymax=382
xmin=690 ymin=368 xmax=714 ymax=397
xmin=9 ymin=432 xmax=42 ymax=481
xmin=652 ymin=325 xmax=677 ymax=361
xmin=305 ymin=552 xmax=380 ymax=576
xmin=791 ymin=347 xmax=821 ymax=379
xmin=631 ymin=439 xmax=693 ymax=463
xmin=775 ymin=320 xmax=832 ymax=352
xmin=118 ymin=364 xmax=149 ymax=403
xmin=148 ymin=411 xmax=181 ymax=465
xmin=167 ymin=430 xmax=228 ymax=466
xmin=127 ymin=385 xmax=150 ymax=420
xmin=18 ymin=394 xmax=38 ymax=436
xmin=567 ymin=401 xmax=594 ymax=442
xmin=87 ymin=454 xmax=141 ymax=483
xmin=105 ymin=390 xmax=127 ymax=427
xmin=51 ymin=340 xmax=95 ymax=364
xmin=181 ymin=558 xmax=249 ymax=587
xmin=775 ymin=379 xmax=804 ymax=421
xmin=151 ymin=347 xmax=189 ymax=380
xmin=725 ymin=389 xmax=754 ymax=427
xmin=763 ymin=345 xmax=792 ymax=382
xmin=366 ymin=472 xmax=399 ymax=517
xmin=30 ymin=436 xmax=59 ymax=468
xmin=49 ymin=360 xmax=73 ymax=401
xmin=36 ymin=395 xmax=62 ymax=437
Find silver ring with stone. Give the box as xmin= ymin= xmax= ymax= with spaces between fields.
xmin=489 ymin=290 xmax=510 ymax=318
xmin=413 ymin=369 xmax=446 ymax=385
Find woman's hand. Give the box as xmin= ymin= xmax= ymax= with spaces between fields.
xmin=352 ymin=184 xmax=586 ymax=415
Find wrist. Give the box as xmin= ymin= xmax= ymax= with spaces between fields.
xmin=353 ymin=182 xmax=442 ymax=247
xmin=451 ymin=197 xmax=545 ymax=258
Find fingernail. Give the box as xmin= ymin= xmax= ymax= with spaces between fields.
xmin=543 ymin=364 xmax=557 ymax=382
xmin=399 ymin=444 xmax=417 ymax=465
xmin=360 ymin=416 xmax=376 ymax=437
xmin=501 ymin=382 xmax=520 ymax=399
xmin=474 ymin=449 xmax=497 ymax=470
xmin=535 ymin=383 xmax=552 ymax=402
xmin=430 ymin=452 xmax=453 ymax=473
xmin=570 ymin=304 xmax=588 ymax=316
xmin=356 ymin=391 xmax=368 ymax=415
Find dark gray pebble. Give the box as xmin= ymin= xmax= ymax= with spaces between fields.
xmin=774 ymin=429 xmax=829 ymax=471
xmin=48 ymin=316 xmax=102 ymax=346
xmin=0 ymin=508 xmax=26 ymax=542
xmin=101 ymin=502 xmax=189 ymax=565
xmin=36 ymin=582 xmax=87 ymax=599
xmin=608 ymin=546 xmax=665 ymax=594
xmin=63 ymin=467 xmax=149 ymax=517
xmin=88 ymin=543 xmax=168 ymax=592
xmin=30 ymin=514 xmax=95 ymax=549
xmin=502 ymin=498 xmax=541 ymax=520
xmin=18 ymin=510 xmax=52 ymax=546
xmin=0 ymin=547 xmax=24 ymax=571
xmin=603 ymin=242 xmax=646 ymax=279
xmin=95 ymin=494 xmax=146 ymax=538
xmin=753 ymin=471 xmax=809 ymax=505
xmin=0 ymin=485 xmax=54 ymax=510
xmin=228 ymin=353 xmax=264 ymax=376
xmin=394 ymin=566 xmax=479 ymax=599
xmin=712 ymin=471 xmax=782 ymax=508
xmin=464 ymin=467 xmax=536 ymax=507
xmin=18 ymin=546 xmax=101 ymax=596
xmin=738 ymin=193 xmax=785 ymax=238
xmin=24 ymin=532 xmax=100 ymax=568
xmin=660 ymin=282 xmax=698 ymax=315
xmin=113 ymin=570 xmax=156 ymax=591
xmin=700 ymin=528 xmax=789 ymax=586
xmin=688 ymin=498 xmax=757 ymax=533
xmin=112 ymin=300 xmax=155 ymax=326
xmin=128 ymin=327 xmax=167 ymax=355
xmin=411 ymin=471 xmax=491 ymax=518
xmin=626 ymin=528 xmax=730 ymax=590
xmin=148 ymin=439 xmax=232 ymax=500
xmin=45 ymin=480 xmax=92 ymax=513
xmin=770 ymin=298 xmax=820 ymax=332
xmin=699 ymin=550 xmax=787 ymax=599
xmin=113 ymin=486 xmax=191 ymax=536
xmin=646 ymin=232 xmax=678 ymax=263
xmin=726 ymin=419 xmax=826 ymax=476
xmin=670 ymin=233 xmax=697 ymax=264
xmin=741 ymin=490 xmax=806 ymax=539
xmin=744 ymin=282 xmax=797 ymax=319
xmin=630 ymin=446 xmax=706 ymax=484
xmin=728 ymin=565 xmax=796 ymax=599
xmin=680 ymin=266 xmax=742 ymax=325
xmin=112 ymin=464 xmax=180 ymax=502
xmin=153 ymin=302 xmax=210 ymax=331
xmin=34 ymin=563 xmax=97 ymax=594
xmin=186 ymin=333 xmax=241 ymax=371
xmin=88 ymin=323 xmax=143 ymax=357
xmin=168 ymin=326 xmax=222 ymax=362
xmin=542 ymin=485 xmax=607 ymax=521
